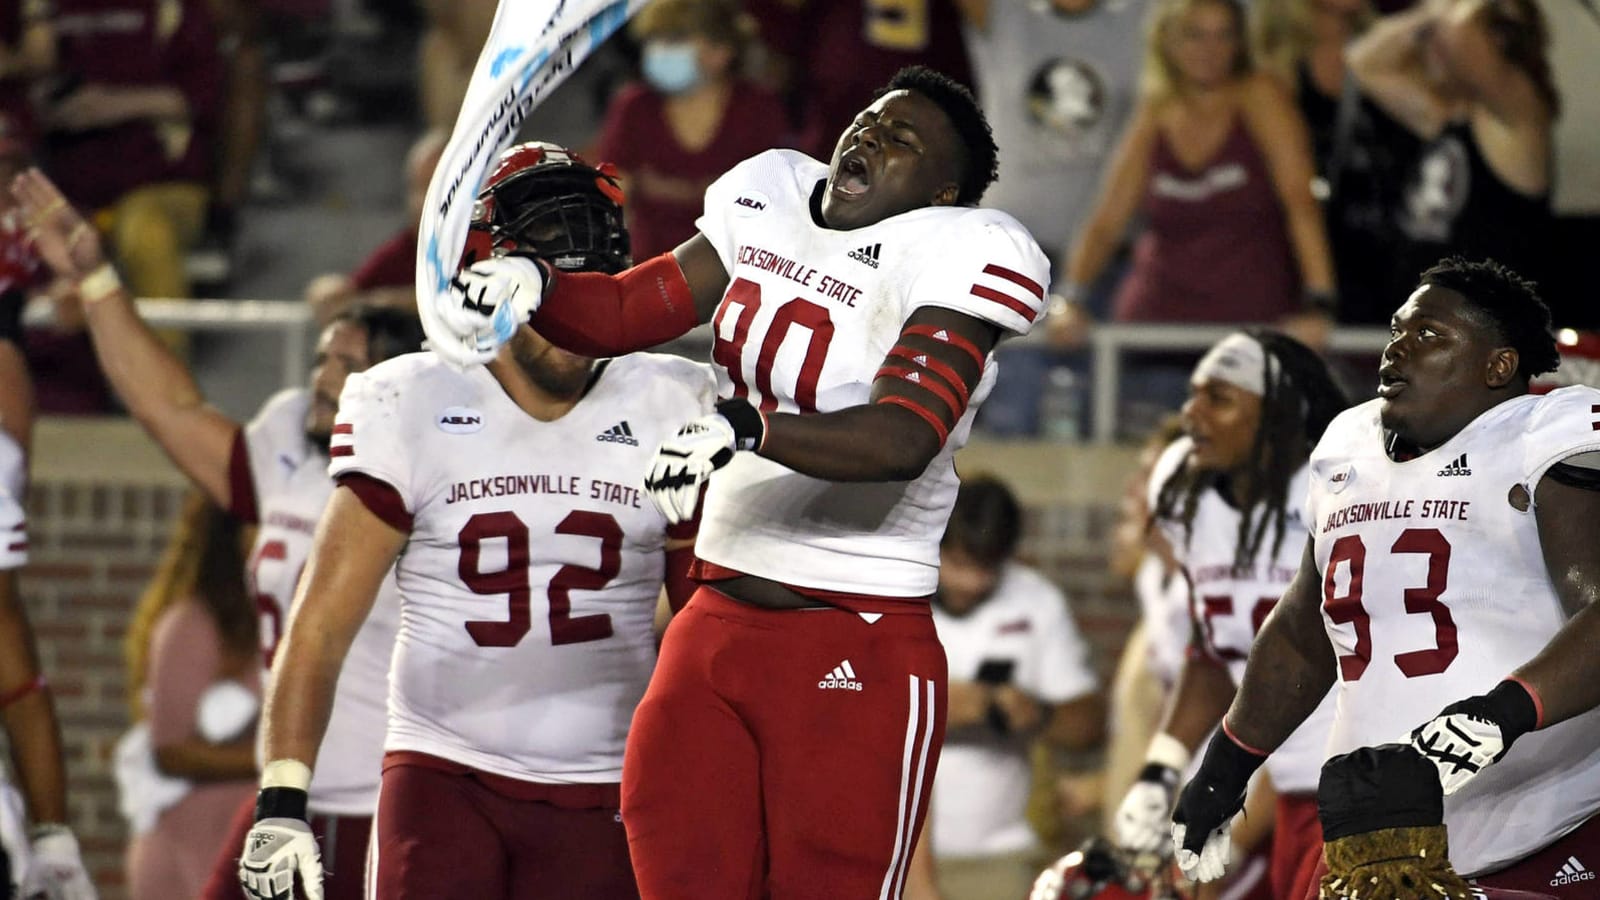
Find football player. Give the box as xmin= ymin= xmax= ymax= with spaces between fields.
xmin=1169 ymin=258 xmax=1600 ymax=898
xmin=0 ymin=294 xmax=96 ymax=900
xmin=9 ymin=167 xmax=423 ymax=900
xmin=239 ymin=142 xmax=712 ymax=900
xmin=1114 ymin=330 xmax=1348 ymax=900
xmin=432 ymin=65 xmax=1050 ymax=899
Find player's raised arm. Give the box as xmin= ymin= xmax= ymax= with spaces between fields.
xmin=10 ymin=167 xmax=238 ymax=507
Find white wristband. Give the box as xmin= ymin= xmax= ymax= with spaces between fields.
xmin=77 ymin=263 xmax=123 ymax=305
xmin=261 ymin=758 xmax=313 ymax=791
xmin=1147 ymin=732 xmax=1193 ymax=772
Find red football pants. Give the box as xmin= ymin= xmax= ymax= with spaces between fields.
xmin=1272 ymin=792 xmax=1323 ymax=900
xmin=622 ymin=585 xmax=947 ymax=900
xmin=200 ymin=795 xmax=372 ymax=900
xmin=371 ymin=761 xmax=636 ymax=899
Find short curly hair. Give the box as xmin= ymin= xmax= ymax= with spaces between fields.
xmin=1417 ymin=256 xmax=1559 ymax=379
xmin=875 ymin=66 xmax=999 ymax=206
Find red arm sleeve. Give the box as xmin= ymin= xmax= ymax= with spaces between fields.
xmin=663 ymin=547 xmax=697 ymax=613
xmin=530 ymin=253 xmax=702 ymax=357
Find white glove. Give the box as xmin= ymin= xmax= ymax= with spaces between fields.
xmin=26 ymin=826 xmax=96 ymax=900
xmin=0 ymin=782 xmax=31 ymax=894
xmin=431 ymin=255 xmax=547 ymax=368
xmin=1409 ymin=682 xmax=1536 ymax=797
xmin=1172 ymin=819 xmax=1233 ymax=883
xmin=1410 ymin=712 xmax=1506 ymax=796
xmin=644 ymin=414 xmax=738 ymax=525
xmin=238 ymin=818 xmax=324 ymax=900
xmin=1114 ymin=776 xmax=1177 ymax=853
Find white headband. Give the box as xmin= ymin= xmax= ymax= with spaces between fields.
xmin=1192 ymin=333 xmax=1276 ymax=397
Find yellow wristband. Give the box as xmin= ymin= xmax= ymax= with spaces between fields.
xmin=77 ymin=264 xmax=123 ymax=305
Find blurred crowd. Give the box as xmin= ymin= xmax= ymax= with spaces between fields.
xmin=0 ymin=0 xmax=1597 ymax=897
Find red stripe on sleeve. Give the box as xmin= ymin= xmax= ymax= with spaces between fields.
xmin=901 ymin=325 xmax=984 ymax=370
xmin=329 ymin=445 xmax=354 ymax=458
xmin=875 ymin=395 xmax=949 ymax=445
xmin=227 ymin=428 xmax=259 ymax=525
xmin=970 ymin=284 xmax=1037 ymax=322
xmin=982 ymin=263 xmax=1044 ymax=299
xmin=336 ymin=474 xmax=413 ymax=533
xmin=332 ymin=423 xmax=353 ymax=435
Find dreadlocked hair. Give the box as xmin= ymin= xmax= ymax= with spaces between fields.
xmin=1155 ymin=329 xmax=1349 ymax=570
xmin=125 ymin=491 xmax=257 ymax=721
xmin=877 ymin=65 xmax=999 ymax=205
xmin=1418 ymin=256 xmax=1559 ymax=379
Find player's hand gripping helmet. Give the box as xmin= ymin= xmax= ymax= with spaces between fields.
xmin=1030 ymin=837 xmax=1189 ymax=900
xmin=465 ymin=141 xmax=631 ymax=275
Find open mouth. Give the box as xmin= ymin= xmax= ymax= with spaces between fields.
xmin=1377 ymin=366 xmax=1407 ymax=399
xmin=832 ymin=152 xmax=871 ymax=198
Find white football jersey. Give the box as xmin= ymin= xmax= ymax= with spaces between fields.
xmin=930 ymin=563 xmax=1097 ymax=857
xmin=1308 ymin=386 xmax=1600 ymax=875
xmin=236 ymin=389 xmax=399 ymax=815
xmin=0 ymin=430 xmax=25 ymax=571
xmin=693 ymin=150 xmax=1051 ymax=598
xmin=1148 ymin=437 xmax=1337 ymax=794
xmin=329 ymin=352 xmax=716 ymax=784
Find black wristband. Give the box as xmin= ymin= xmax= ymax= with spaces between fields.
xmin=1136 ymin=762 xmax=1181 ymax=790
xmin=255 ymin=786 xmax=309 ymax=822
xmin=0 ymin=289 xmax=24 ymax=347
xmin=1303 ymin=289 xmax=1339 ymax=316
xmin=985 ymin=699 xmax=1011 ymax=736
xmin=716 ymin=398 xmax=765 ymax=452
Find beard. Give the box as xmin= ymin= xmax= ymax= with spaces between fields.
xmin=511 ymin=338 xmax=594 ymax=400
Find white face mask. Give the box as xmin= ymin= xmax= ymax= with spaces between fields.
xmin=642 ymin=40 xmax=703 ymax=94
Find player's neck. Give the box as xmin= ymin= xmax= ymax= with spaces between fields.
xmin=487 ymin=356 xmax=590 ymax=422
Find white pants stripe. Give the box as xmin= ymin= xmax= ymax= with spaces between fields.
xmin=879 ymin=675 xmax=937 ymax=900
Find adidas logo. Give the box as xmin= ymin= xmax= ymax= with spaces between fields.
xmin=1552 ymin=856 xmax=1595 ymax=887
xmin=818 ymin=659 xmax=864 ymax=692
xmin=847 ymin=243 xmax=882 ymax=268
xmin=596 ymin=421 xmax=639 ymax=446
xmin=1436 ymin=453 xmax=1471 ymax=476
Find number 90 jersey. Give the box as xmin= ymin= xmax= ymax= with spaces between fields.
xmin=1307 ymin=386 xmax=1600 ymax=876
xmin=1147 ymin=437 xmax=1335 ymax=795
xmin=693 ymin=150 xmax=1051 ymax=598
xmin=330 ymin=352 xmax=716 ymax=784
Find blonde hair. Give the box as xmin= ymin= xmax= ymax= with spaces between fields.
xmin=1250 ymin=0 xmax=1373 ymax=87
xmin=1140 ymin=0 xmax=1253 ymax=102
xmin=125 ymin=491 xmax=256 ymax=720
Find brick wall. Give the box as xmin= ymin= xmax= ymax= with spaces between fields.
xmin=6 ymin=422 xmax=1145 ymax=898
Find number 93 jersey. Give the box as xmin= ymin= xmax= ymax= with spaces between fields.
xmin=330 ymin=351 xmax=716 ymax=784
xmin=1147 ymin=437 xmax=1335 ymax=796
xmin=1307 ymin=386 xmax=1600 ymax=876
xmin=693 ymin=149 xmax=1051 ymax=598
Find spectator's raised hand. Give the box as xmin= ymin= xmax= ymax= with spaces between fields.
xmin=9 ymin=168 xmax=104 ymax=280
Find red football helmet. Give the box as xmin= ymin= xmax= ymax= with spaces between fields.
xmin=1030 ymin=838 xmax=1189 ymax=900
xmin=463 ymin=141 xmax=631 ymax=275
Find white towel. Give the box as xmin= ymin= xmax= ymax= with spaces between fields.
xmin=112 ymin=724 xmax=192 ymax=835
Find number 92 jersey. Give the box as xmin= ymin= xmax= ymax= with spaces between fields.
xmin=1307 ymin=386 xmax=1600 ymax=876
xmin=693 ymin=149 xmax=1051 ymax=599
xmin=330 ymin=351 xmax=716 ymax=784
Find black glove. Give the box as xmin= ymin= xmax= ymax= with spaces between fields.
xmin=1170 ymin=728 xmax=1266 ymax=881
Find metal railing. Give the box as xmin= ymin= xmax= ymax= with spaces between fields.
xmin=32 ymin=299 xmax=1392 ymax=442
